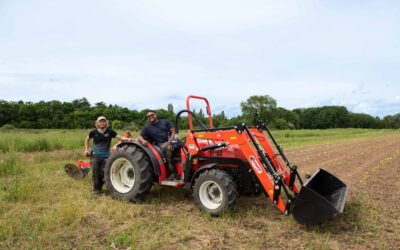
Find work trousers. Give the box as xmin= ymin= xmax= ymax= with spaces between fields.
xmin=91 ymin=156 xmax=107 ymax=191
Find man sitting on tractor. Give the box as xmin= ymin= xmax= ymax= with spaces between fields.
xmin=137 ymin=110 xmax=179 ymax=180
xmin=84 ymin=116 xmax=132 ymax=195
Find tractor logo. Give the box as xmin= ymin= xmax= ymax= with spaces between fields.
xmin=249 ymin=156 xmax=263 ymax=174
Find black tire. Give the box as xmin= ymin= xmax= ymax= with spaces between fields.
xmin=105 ymin=145 xmax=153 ymax=202
xmin=193 ymin=169 xmax=238 ymax=216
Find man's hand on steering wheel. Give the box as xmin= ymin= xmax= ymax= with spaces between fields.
xmin=161 ymin=142 xmax=170 ymax=149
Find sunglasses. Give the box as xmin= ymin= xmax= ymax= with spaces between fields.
xmin=147 ymin=114 xmax=155 ymax=118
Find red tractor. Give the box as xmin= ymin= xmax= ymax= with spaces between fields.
xmin=69 ymin=96 xmax=348 ymax=225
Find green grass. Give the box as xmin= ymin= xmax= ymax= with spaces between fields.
xmin=0 ymin=129 xmax=140 ymax=153
xmin=0 ymin=128 xmax=399 ymax=249
xmin=0 ymin=128 xmax=398 ymax=153
xmin=0 ymin=129 xmax=87 ymax=153
xmin=272 ymin=128 xmax=400 ymax=148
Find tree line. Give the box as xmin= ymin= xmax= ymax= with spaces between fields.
xmin=0 ymin=96 xmax=399 ymax=130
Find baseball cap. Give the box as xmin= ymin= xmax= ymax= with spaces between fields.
xmin=96 ymin=116 xmax=107 ymax=122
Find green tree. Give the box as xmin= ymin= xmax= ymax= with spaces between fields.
xmin=275 ymin=107 xmax=299 ymax=129
xmin=0 ymin=95 xmax=393 ymax=130
xmin=112 ymin=120 xmax=122 ymax=129
xmin=72 ymin=98 xmax=90 ymax=110
xmin=240 ymin=95 xmax=277 ymax=125
xmin=167 ymin=103 xmax=174 ymax=113
xmin=383 ymin=113 xmax=400 ymax=128
xmin=213 ymin=111 xmax=228 ymax=128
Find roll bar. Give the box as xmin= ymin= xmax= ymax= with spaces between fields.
xmin=186 ymin=95 xmax=214 ymax=130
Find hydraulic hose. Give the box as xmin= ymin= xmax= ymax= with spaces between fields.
xmin=175 ymin=110 xmax=207 ymax=134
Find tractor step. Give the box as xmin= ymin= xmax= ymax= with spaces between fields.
xmin=161 ymin=180 xmax=185 ymax=187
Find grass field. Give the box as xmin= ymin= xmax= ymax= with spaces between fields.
xmin=0 ymin=128 xmax=397 ymax=153
xmin=0 ymin=128 xmax=399 ymax=249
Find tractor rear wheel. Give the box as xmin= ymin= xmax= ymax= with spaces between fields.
xmin=105 ymin=145 xmax=153 ymax=202
xmin=193 ymin=169 xmax=238 ymax=216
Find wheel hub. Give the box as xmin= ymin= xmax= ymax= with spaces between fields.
xmin=199 ymin=181 xmax=223 ymax=209
xmin=110 ymin=158 xmax=136 ymax=193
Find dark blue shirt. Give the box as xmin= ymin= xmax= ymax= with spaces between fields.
xmin=89 ymin=128 xmax=117 ymax=158
xmin=140 ymin=119 xmax=173 ymax=145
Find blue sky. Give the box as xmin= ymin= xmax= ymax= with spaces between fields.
xmin=0 ymin=0 xmax=399 ymax=117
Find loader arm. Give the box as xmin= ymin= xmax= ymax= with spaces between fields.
xmin=249 ymin=127 xmax=300 ymax=193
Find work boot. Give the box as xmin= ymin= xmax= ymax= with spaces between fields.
xmin=92 ymin=189 xmax=102 ymax=196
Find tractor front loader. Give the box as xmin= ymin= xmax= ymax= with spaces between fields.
xmin=183 ymin=121 xmax=347 ymax=225
xmin=67 ymin=95 xmax=347 ymax=225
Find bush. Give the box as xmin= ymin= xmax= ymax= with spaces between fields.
xmin=122 ymin=122 xmax=139 ymax=131
xmin=1 ymin=124 xmax=15 ymax=129
xmin=112 ymin=120 xmax=122 ymax=129
xmin=274 ymin=119 xmax=295 ymax=130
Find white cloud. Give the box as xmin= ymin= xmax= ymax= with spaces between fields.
xmin=352 ymin=102 xmax=375 ymax=114
xmin=114 ymin=0 xmax=313 ymax=34
xmin=0 ymin=0 xmax=399 ymax=118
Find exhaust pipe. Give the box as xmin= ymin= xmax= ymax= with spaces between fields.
xmin=292 ymin=169 xmax=347 ymax=225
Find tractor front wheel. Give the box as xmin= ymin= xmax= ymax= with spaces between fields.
xmin=193 ymin=169 xmax=238 ymax=216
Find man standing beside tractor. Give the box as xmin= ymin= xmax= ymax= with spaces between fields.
xmin=84 ymin=116 xmax=132 ymax=195
xmin=137 ymin=110 xmax=179 ymax=180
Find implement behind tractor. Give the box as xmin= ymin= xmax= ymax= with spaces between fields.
xmin=67 ymin=96 xmax=347 ymax=225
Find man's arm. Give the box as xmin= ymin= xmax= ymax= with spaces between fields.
xmin=162 ymin=127 xmax=176 ymax=149
xmin=109 ymin=129 xmax=132 ymax=143
xmin=137 ymin=135 xmax=149 ymax=146
xmin=116 ymin=135 xmax=133 ymax=142
xmin=169 ymin=127 xmax=176 ymax=143
xmin=84 ymin=136 xmax=91 ymax=156
xmin=137 ymin=127 xmax=150 ymax=146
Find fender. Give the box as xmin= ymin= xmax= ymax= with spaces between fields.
xmin=190 ymin=163 xmax=218 ymax=187
xmin=116 ymin=141 xmax=161 ymax=176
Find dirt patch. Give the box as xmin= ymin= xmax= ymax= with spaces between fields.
xmin=286 ymin=135 xmax=400 ymax=189
xmin=284 ymin=134 xmax=400 ymax=248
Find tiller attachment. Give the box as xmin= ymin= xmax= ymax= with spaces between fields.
xmin=292 ymin=169 xmax=347 ymax=225
xmin=64 ymin=160 xmax=91 ymax=180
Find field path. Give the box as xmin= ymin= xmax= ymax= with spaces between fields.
xmin=286 ymin=134 xmax=400 ymax=192
xmin=284 ymin=134 xmax=400 ymax=248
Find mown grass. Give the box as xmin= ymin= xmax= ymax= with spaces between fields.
xmin=0 ymin=129 xmax=399 ymax=249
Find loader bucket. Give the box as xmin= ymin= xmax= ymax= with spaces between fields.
xmin=292 ymin=169 xmax=347 ymax=225
xmin=64 ymin=163 xmax=90 ymax=180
